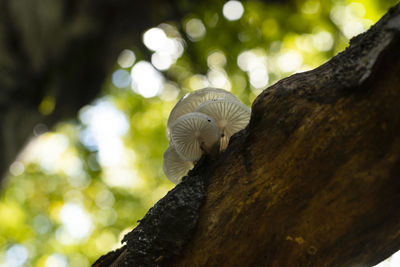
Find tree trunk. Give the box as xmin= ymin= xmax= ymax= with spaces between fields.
xmin=94 ymin=3 xmax=400 ymax=267
xmin=0 ymin=0 xmax=196 ymax=185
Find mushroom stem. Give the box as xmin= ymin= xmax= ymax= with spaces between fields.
xmin=220 ymin=128 xmax=225 ymax=138
xmin=200 ymin=139 xmax=220 ymax=159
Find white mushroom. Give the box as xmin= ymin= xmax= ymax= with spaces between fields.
xmin=163 ymin=146 xmax=194 ymax=184
xmin=170 ymin=112 xmax=220 ymax=161
xmin=195 ymin=98 xmax=250 ymax=150
xmin=166 ymin=88 xmax=240 ymax=142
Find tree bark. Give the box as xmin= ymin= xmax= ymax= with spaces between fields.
xmin=94 ymin=3 xmax=400 ymax=267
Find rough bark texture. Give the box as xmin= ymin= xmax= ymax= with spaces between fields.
xmin=0 ymin=0 xmax=198 ymax=184
xmin=94 ymin=158 xmax=214 ymax=267
xmin=94 ymin=3 xmax=400 ymax=267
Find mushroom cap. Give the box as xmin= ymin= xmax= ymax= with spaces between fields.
xmin=195 ymin=99 xmax=250 ymax=150
xmin=170 ymin=112 xmax=220 ymax=161
xmin=163 ymin=146 xmax=194 ymax=184
xmin=166 ymin=88 xmax=239 ymax=142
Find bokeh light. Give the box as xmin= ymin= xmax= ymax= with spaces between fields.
xmin=207 ymin=50 xmax=227 ymax=69
xmin=143 ymin=28 xmax=167 ymax=51
xmin=189 ymin=74 xmax=210 ymax=90
xmin=330 ymin=2 xmax=373 ymax=39
xmin=131 ymin=61 xmax=164 ymax=98
xmin=79 ymin=100 xmax=129 ymax=163
xmin=9 ymin=162 xmax=24 ymax=176
xmin=185 ymin=18 xmax=206 ymax=41
xmin=223 ymin=1 xmax=244 ymax=21
xmin=237 ymin=50 xmax=269 ymax=90
xmin=2 ymin=244 xmax=28 ymax=267
xmin=161 ymin=82 xmax=180 ymax=101
xmin=277 ymin=50 xmax=303 ymax=73
xmin=117 ymin=49 xmax=136 ymax=68
xmin=301 ymin=0 xmax=320 ymax=14
xmin=58 ymin=203 xmax=93 ymax=242
xmin=112 ymin=69 xmax=132 ymax=88
xmin=20 ymin=133 xmax=71 ymax=174
xmin=45 ymin=254 xmax=68 ymax=267
xmin=143 ymin=26 xmax=184 ymax=71
xmin=207 ymin=69 xmax=231 ymax=90
xmin=152 ymin=52 xmax=174 ymax=71
xmin=312 ymin=31 xmax=334 ymax=52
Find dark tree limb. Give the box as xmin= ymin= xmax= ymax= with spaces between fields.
xmin=94 ymin=3 xmax=400 ymax=266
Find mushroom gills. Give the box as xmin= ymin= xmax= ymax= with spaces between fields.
xmin=195 ymin=98 xmax=250 ymax=150
xmin=163 ymin=146 xmax=194 ymax=184
xmin=170 ymin=112 xmax=220 ymax=161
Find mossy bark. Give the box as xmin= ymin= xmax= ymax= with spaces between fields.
xmin=94 ymin=3 xmax=400 ymax=267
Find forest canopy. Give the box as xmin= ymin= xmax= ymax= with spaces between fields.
xmin=0 ymin=0 xmax=399 ymax=266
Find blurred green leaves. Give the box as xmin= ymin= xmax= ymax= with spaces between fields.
xmin=0 ymin=0 xmax=398 ymax=266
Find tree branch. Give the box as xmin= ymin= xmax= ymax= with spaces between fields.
xmin=94 ymin=3 xmax=400 ymax=266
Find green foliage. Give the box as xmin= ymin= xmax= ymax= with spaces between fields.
xmin=0 ymin=0 xmax=397 ymax=266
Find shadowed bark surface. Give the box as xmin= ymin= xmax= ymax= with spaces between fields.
xmin=94 ymin=3 xmax=400 ymax=266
